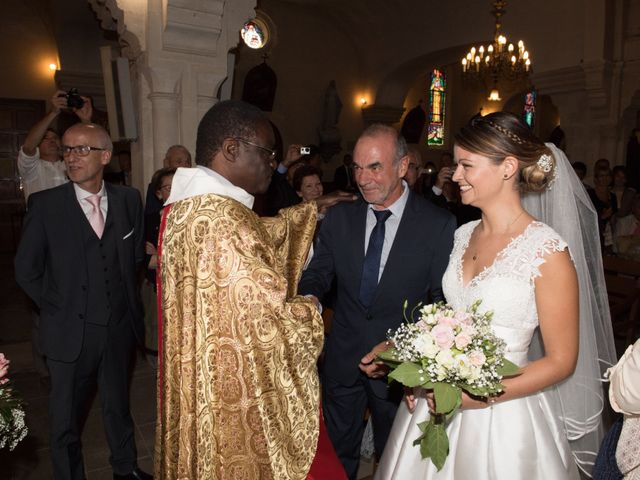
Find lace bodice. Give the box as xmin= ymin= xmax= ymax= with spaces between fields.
xmin=442 ymin=220 xmax=569 ymax=366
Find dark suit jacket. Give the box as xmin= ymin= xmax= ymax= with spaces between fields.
xmin=15 ymin=181 xmax=145 ymax=362
xmin=265 ymin=171 xmax=300 ymax=216
xmin=299 ymin=192 xmax=456 ymax=392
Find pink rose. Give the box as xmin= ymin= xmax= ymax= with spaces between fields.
xmin=454 ymin=332 xmax=472 ymax=349
xmin=454 ymin=311 xmax=473 ymax=326
xmin=468 ymin=350 xmax=486 ymax=367
xmin=438 ymin=314 xmax=459 ymax=328
xmin=431 ymin=324 xmax=455 ymax=350
xmin=460 ymin=324 xmax=476 ymax=338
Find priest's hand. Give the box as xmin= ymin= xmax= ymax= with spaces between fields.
xmin=315 ymin=191 xmax=357 ymax=212
xmin=359 ymin=340 xmax=392 ymax=379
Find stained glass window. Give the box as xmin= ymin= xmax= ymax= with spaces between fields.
xmin=241 ymin=21 xmax=267 ymax=49
xmin=427 ymin=69 xmax=446 ymax=146
xmin=524 ymin=90 xmax=536 ymax=127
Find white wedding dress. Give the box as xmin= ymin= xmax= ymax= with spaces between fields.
xmin=375 ymin=220 xmax=580 ymax=480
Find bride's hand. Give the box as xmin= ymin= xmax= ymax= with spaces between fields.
xmin=461 ymin=391 xmax=496 ymax=410
xmin=405 ymin=388 xmax=436 ymax=413
xmin=422 ymin=390 xmax=491 ymax=413
xmin=404 ymin=387 xmax=417 ymax=412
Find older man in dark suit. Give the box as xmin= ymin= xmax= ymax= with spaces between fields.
xmin=299 ymin=124 xmax=456 ymax=479
xmin=15 ymin=123 xmax=151 ymax=480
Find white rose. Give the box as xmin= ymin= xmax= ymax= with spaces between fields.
xmin=423 ymin=333 xmax=439 ymax=359
xmin=435 ymin=349 xmax=455 ymax=369
xmin=422 ymin=313 xmax=437 ymax=325
xmin=412 ymin=334 xmax=440 ymax=359
xmin=455 ymin=354 xmax=472 ymax=379
xmin=435 ymin=364 xmax=448 ymax=381
xmin=421 ymin=304 xmax=436 ymax=315
xmin=468 ymin=366 xmax=481 ymax=382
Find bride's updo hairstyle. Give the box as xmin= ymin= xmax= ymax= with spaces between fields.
xmin=455 ymin=112 xmax=555 ymax=193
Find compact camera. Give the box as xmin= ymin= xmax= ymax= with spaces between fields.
xmin=59 ymin=88 xmax=85 ymax=109
xmin=300 ymin=146 xmax=311 ymax=155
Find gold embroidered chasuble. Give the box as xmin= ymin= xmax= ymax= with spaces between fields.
xmin=155 ymin=195 xmax=323 ymax=480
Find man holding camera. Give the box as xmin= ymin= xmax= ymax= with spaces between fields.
xmin=264 ymin=143 xmax=310 ymax=215
xmin=18 ymin=90 xmax=92 ymax=200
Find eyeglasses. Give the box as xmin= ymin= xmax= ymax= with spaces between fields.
xmin=62 ymin=145 xmax=107 ymax=156
xmin=236 ymin=138 xmax=276 ymax=160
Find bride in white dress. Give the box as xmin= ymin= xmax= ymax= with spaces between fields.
xmin=372 ymin=113 xmax=616 ymax=479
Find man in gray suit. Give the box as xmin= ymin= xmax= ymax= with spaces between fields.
xmin=299 ymin=124 xmax=455 ymax=479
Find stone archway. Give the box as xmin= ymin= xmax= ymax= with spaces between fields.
xmin=362 ymin=45 xmax=470 ymax=126
xmin=503 ymin=91 xmax=559 ymax=142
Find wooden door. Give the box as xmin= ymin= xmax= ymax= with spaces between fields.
xmin=0 ymin=98 xmax=45 ymax=252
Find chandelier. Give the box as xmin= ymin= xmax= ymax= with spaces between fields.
xmin=461 ymin=1 xmax=532 ymax=101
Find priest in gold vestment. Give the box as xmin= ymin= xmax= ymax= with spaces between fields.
xmin=155 ymin=101 xmax=329 ymax=479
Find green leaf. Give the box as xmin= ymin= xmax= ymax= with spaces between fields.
xmin=433 ymin=382 xmax=461 ymax=414
xmin=465 ymin=387 xmax=490 ymax=399
xmin=388 ymin=362 xmax=428 ymax=388
xmin=445 ymin=396 xmax=462 ymax=421
xmin=416 ymin=420 xmax=430 ymax=433
xmin=497 ymin=358 xmax=521 ymax=377
xmin=376 ymin=348 xmax=402 ymax=365
xmin=412 ymin=431 xmax=427 ymax=447
xmin=422 ymin=421 xmax=449 ymax=471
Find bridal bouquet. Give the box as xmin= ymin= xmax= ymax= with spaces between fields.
xmin=0 ymin=353 xmax=28 ymax=451
xmin=377 ymin=300 xmax=519 ymax=471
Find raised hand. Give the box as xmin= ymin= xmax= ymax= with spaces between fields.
xmin=283 ymin=144 xmax=304 ymax=167
xmin=435 ymin=167 xmax=453 ymax=189
xmin=50 ymin=90 xmax=68 ymax=115
xmin=74 ymin=96 xmax=93 ymax=124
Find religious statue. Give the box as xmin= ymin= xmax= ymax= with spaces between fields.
xmin=318 ymin=80 xmax=343 ymax=159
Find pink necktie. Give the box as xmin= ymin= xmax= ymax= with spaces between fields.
xmin=86 ymin=194 xmax=104 ymax=238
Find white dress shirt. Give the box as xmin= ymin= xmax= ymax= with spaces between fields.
xmin=364 ymin=181 xmax=410 ymax=281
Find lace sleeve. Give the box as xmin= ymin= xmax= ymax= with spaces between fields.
xmin=529 ymin=224 xmax=570 ymax=280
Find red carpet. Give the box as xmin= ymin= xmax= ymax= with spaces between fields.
xmin=307 ymin=411 xmax=347 ymax=480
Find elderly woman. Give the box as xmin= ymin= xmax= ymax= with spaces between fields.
xmin=293 ymin=164 xmax=325 ymax=217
